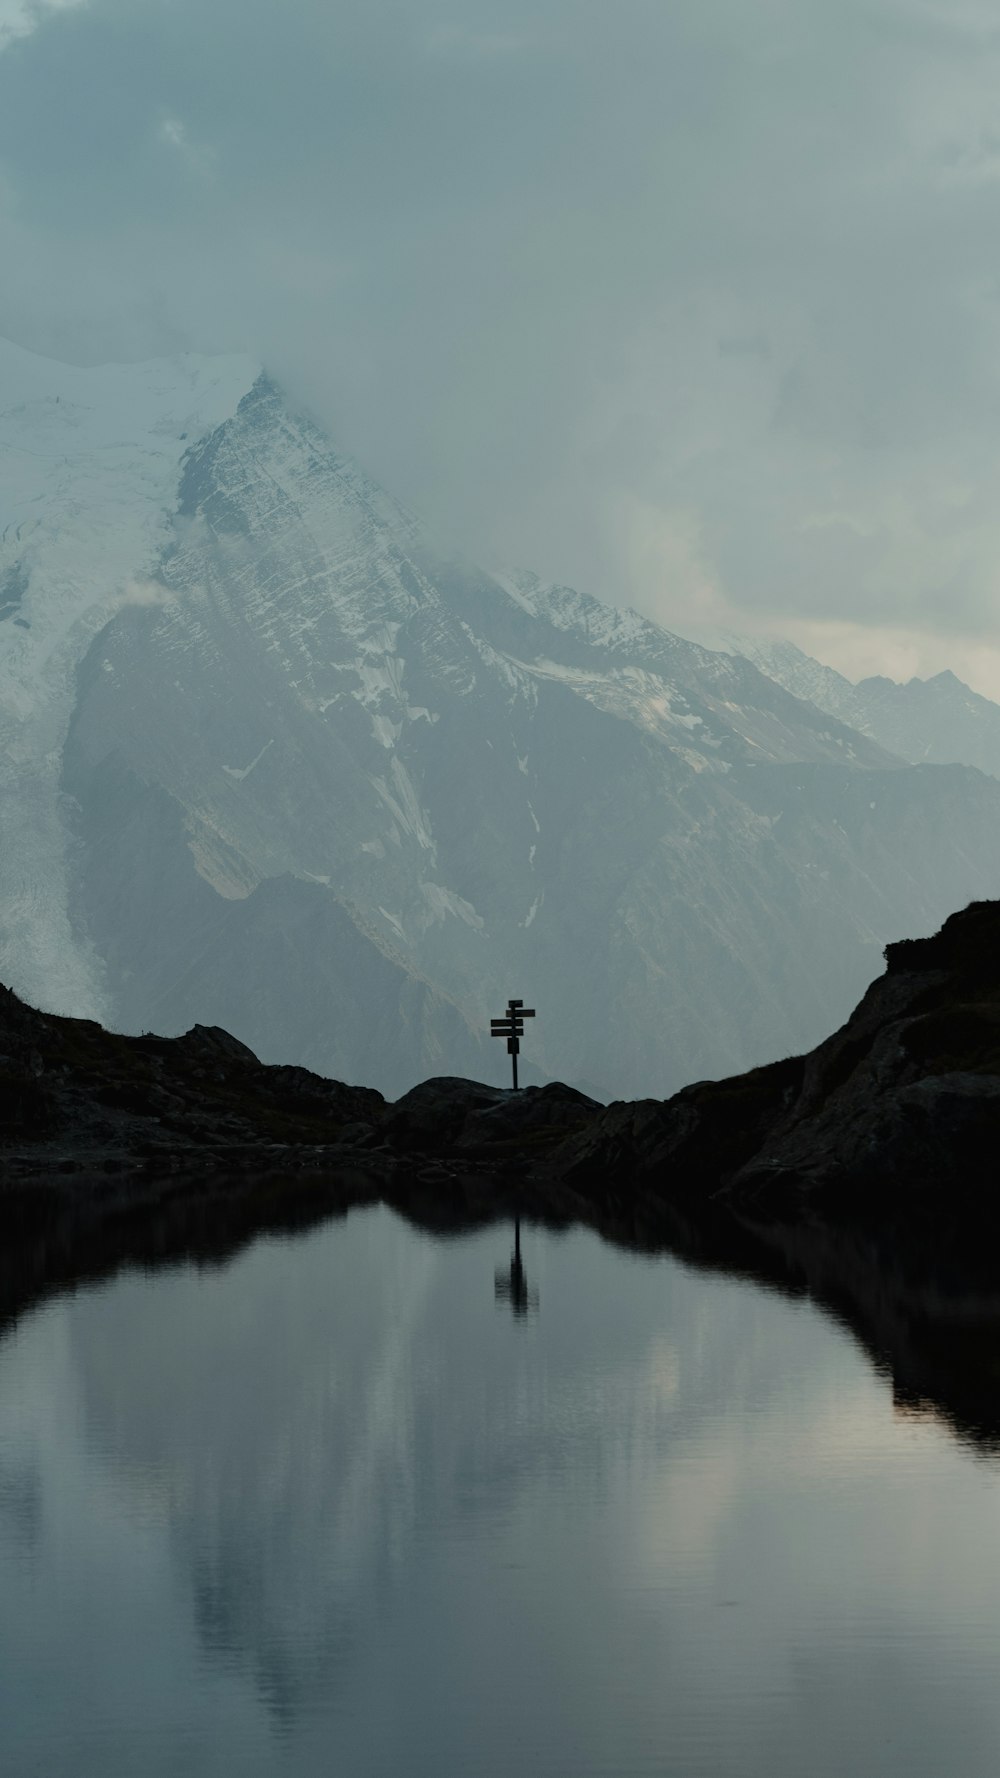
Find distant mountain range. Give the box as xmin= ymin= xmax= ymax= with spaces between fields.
xmin=716 ymin=634 xmax=1000 ymax=780
xmin=4 ymin=338 xmax=1000 ymax=1097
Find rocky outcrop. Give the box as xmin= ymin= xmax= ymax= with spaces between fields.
xmin=0 ymin=982 xmax=387 ymax=1175
xmin=6 ymin=897 xmax=1000 ymax=1215
xmin=554 ymin=899 xmax=1000 ymax=1209
xmin=381 ymin=1076 xmax=600 ymax=1156
xmin=0 ymin=981 xmax=608 ymax=1186
xmin=728 ymin=901 xmax=1000 ymax=1205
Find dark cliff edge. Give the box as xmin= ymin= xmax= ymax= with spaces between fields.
xmin=5 ymin=899 xmax=1000 ymax=1450
xmin=554 ymin=896 xmax=1000 ymax=1213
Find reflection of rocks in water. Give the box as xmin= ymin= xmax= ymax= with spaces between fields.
xmin=734 ymin=1211 xmax=1000 ymax=1454
xmin=494 ymin=1218 xmax=539 ymax=1319
xmin=0 ymin=1168 xmax=382 ymax=1340
xmin=652 ymin=1199 xmax=1000 ymax=1453
xmin=5 ymin=1165 xmax=1000 ymax=1464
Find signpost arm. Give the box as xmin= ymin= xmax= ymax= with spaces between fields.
xmin=490 ymin=997 xmax=535 ymax=1092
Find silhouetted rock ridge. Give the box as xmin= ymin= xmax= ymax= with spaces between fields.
xmin=557 ymin=899 xmax=1000 ymax=1208
xmin=5 ymin=900 xmax=1000 ymax=1217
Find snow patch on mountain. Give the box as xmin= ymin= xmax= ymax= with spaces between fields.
xmin=0 ymin=338 xmax=257 ymax=1014
xmin=222 ymin=739 xmax=275 ymax=781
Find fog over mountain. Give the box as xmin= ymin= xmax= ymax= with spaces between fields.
xmin=714 ymin=635 xmax=1000 ymax=782
xmin=4 ymin=0 xmax=1000 ymax=696
xmin=5 ymin=340 xmax=1000 ymax=1099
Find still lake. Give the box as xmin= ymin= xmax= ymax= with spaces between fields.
xmin=2 ymin=1204 xmax=1000 ymax=1777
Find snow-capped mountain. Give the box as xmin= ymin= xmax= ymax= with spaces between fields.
xmin=6 ymin=342 xmax=1000 ymax=1097
xmin=0 ymin=339 xmax=255 ymax=1021
xmin=719 ymin=634 xmax=1000 ymax=781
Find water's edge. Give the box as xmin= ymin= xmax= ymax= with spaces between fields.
xmin=4 ymin=1165 xmax=1000 ymax=1454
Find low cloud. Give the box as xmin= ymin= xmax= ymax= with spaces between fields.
xmin=119 ymin=578 xmax=173 ymax=609
xmin=1 ymin=0 xmax=1000 ymax=684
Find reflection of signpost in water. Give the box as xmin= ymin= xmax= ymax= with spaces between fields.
xmin=490 ymin=998 xmax=535 ymax=1091
xmin=490 ymin=1000 xmax=539 ymax=1316
xmin=494 ymin=1217 xmax=538 ymax=1319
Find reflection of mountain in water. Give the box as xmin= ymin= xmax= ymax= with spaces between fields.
xmin=61 ymin=1214 xmax=764 ymax=1723
xmin=6 ymin=1197 xmax=1000 ymax=1775
xmin=51 ymin=1214 xmax=835 ymax=1722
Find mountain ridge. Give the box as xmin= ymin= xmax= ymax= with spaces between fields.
xmin=716 ymin=632 xmax=1000 ymax=780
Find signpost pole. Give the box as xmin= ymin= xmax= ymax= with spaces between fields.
xmin=490 ymin=998 xmax=535 ymax=1092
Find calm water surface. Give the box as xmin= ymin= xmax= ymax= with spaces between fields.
xmin=2 ymin=1207 xmax=1000 ymax=1777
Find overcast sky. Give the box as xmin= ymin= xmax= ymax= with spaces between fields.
xmin=3 ymin=0 xmax=1000 ymax=690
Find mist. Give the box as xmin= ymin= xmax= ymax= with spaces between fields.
xmin=3 ymin=0 xmax=1000 ymax=686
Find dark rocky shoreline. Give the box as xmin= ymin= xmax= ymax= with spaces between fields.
xmin=5 ymin=899 xmax=1000 ymax=1448
xmin=6 ymin=898 xmax=1000 ymax=1203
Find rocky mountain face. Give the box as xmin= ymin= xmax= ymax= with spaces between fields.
xmin=722 ymin=635 xmax=1000 ymax=780
xmin=555 ymin=898 xmax=1000 ymax=1214
xmin=0 ymin=979 xmax=385 ymax=1167
xmin=7 ymin=342 xmax=1000 ymax=1097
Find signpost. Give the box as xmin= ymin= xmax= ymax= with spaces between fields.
xmin=489 ymin=999 xmax=540 ymax=1315
xmin=490 ymin=997 xmax=536 ymax=1091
